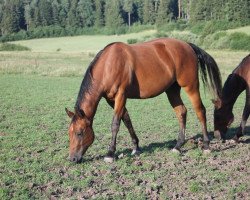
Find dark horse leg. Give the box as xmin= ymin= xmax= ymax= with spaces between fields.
xmin=106 ymin=98 xmax=140 ymax=155
xmin=166 ymin=82 xmax=187 ymax=152
xmin=184 ymin=83 xmax=210 ymax=152
xmin=233 ymin=88 xmax=250 ymax=142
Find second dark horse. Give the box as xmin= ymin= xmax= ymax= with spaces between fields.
xmin=65 ymin=38 xmax=222 ymax=163
xmin=214 ymin=54 xmax=250 ymax=142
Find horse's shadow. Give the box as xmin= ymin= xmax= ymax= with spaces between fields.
xmin=116 ymin=126 xmax=250 ymax=156
xmin=222 ymin=126 xmax=250 ymax=142
xmin=82 ymin=126 xmax=250 ymax=163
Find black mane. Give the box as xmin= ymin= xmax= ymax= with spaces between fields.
xmin=74 ymin=49 xmax=104 ymax=110
xmin=74 ymin=42 xmax=116 ymax=110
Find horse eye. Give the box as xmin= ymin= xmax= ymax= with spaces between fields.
xmin=76 ymin=132 xmax=83 ymax=137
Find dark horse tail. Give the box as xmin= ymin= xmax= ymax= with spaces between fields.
xmin=188 ymin=43 xmax=222 ymax=98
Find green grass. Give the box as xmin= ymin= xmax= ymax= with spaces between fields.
xmin=0 ymin=51 xmax=92 ymax=76
xmin=0 ymin=43 xmax=30 ymax=51
xmin=11 ymin=30 xmax=156 ymax=53
xmin=226 ymin=25 xmax=250 ymax=35
xmin=0 ymin=33 xmax=250 ymax=199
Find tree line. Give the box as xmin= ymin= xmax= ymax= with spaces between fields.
xmin=0 ymin=0 xmax=249 ymax=38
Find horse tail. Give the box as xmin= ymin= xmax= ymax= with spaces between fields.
xmin=188 ymin=43 xmax=222 ymax=99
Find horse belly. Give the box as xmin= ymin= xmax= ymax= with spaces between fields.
xmin=126 ymin=74 xmax=174 ymax=99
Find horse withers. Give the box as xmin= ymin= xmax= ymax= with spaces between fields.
xmin=66 ymin=38 xmax=222 ymax=163
xmin=214 ymin=54 xmax=250 ymax=142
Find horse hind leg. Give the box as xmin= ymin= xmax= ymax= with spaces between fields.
xmin=166 ymin=82 xmax=187 ymax=153
xmin=184 ymin=84 xmax=210 ymax=152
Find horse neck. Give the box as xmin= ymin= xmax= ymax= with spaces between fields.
xmin=222 ymin=74 xmax=246 ymax=111
xmin=75 ymin=74 xmax=103 ymax=123
xmin=77 ymin=85 xmax=102 ymax=123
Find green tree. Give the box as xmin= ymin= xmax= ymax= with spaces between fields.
xmin=78 ymin=0 xmax=95 ymax=27
xmin=67 ymin=0 xmax=79 ymax=27
xmin=52 ymin=0 xmax=60 ymax=25
xmin=59 ymin=0 xmax=70 ymax=27
xmin=1 ymin=0 xmax=24 ymax=35
xmin=142 ymin=0 xmax=155 ymax=24
xmin=123 ymin=0 xmax=134 ymax=27
xmin=24 ymin=4 xmax=32 ymax=30
xmin=189 ymin=0 xmax=205 ymax=22
xmin=156 ymin=0 xmax=171 ymax=26
xmin=104 ymin=0 xmax=124 ymax=29
xmin=94 ymin=0 xmax=104 ymax=27
xmin=38 ymin=0 xmax=53 ymax=26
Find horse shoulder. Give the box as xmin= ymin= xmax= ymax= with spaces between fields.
xmin=101 ymin=43 xmax=134 ymax=99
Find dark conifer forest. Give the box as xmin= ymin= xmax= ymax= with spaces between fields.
xmin=0 ymin=0 xmax=249 ymax=41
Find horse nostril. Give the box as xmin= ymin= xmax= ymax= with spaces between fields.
xmin=71 ymin=157 xmax=77 ymax=163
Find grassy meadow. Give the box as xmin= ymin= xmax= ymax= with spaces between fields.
xmin=0 ymin=31 xmax=250 ymax=199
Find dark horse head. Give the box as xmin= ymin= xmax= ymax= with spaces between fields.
xmin=213 ymin=98 xmax=234 ymax=139
xmin=213 ymin=73 xmax=247 ymax=139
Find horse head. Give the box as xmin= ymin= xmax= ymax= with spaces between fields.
xmin=65 ymin=107 xmax=94 ymax=163
xmin=213 ymin=99 xmax=234 ymax=139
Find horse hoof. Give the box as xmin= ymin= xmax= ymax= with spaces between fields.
xmin=203 ymin=149 xmax=211 ymax=154
xmin=131 ymin=149 xmax=141 ymax=156
xmin=214 ymin=133 xmax=222 ymax=140
xmin=172 ymin=148 xmax=180 ymax=154
xmin=104 ymin=156 xmax=114 ymax=163
xmin=230 ymin=139 xmax=238 ymax=144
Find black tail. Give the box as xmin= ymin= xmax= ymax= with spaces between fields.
xmin=188 ymin=43 xmax=222 ymax=99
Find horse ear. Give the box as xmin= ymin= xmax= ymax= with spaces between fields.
xmin=212 ymin=98 xmax=222 ymax=109
xmin=65 ymin=108 xmax=74 ymax=118
xmin=74 ymin=107 xmax=85 ymax=119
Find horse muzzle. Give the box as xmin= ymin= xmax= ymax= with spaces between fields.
xmin=69 ymin=154 xmax=83 ymax=163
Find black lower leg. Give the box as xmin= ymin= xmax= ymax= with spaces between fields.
xmin=203 ymin=138 xmax=210 ymax=150
xmin=174 ymin=132 xmax=185 ymax=150
xmin=107 ymin=116 xmax=120 ymax=158
xmin=122 ymin=110 xmax=140 ymax=151
xmin=234 ymin=104 xmax=250 ymax=142
xmin=203 ymin=129 xmax=210 ymax=150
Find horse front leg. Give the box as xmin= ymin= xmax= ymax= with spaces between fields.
xmin=122 ymin=109 xmax=141 ymax=155
xmin=233 ymin=89 xmax=250 ymax=142
xmin=105 ymin=99 xmax=141 ymax=156
xmin=104 ymin=91 xmax=126 ymax=163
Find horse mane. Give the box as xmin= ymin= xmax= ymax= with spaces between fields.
xmin=222 ymin=73 xmax=247 ymax=106
xmin=75 ymin=43 xmax=116 ymax=110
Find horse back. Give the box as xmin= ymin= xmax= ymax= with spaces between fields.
xmin=97 ymin=38 xmax=198 ymax=99
xmin=233 ymin=55 xmax=250 ymax=86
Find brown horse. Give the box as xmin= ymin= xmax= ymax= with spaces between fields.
xmin=65 ymin=38 xmax=222 ymax=163
xmin=214 ymin=54 xmax=250 ymax=142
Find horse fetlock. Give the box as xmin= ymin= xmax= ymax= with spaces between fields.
xmin=203 ymin=149 xmax=211 ymax=154
xmin=172 ymin=148 xmax=181 ymax=154
xmin=104 ymin=156 xmax=115 ymax=163
xmin=131 ymin=148 xmax=141 ymax=156
xmin=214 ymin=130 xmax=222 ymax=140
xmin=202 ymin=140 xmax=210 ymax=150
xmin=231 ymin=135 xmax=240 ymax=143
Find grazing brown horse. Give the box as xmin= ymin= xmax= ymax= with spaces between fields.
xmin=214 ymin=54 xmax=250 ymax=142
xmin=65 ymin=38 xmax=222 ymax=163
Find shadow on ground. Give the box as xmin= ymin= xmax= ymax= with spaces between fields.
xmin=81 ymin=126 xmax=250 ymax=163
